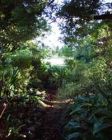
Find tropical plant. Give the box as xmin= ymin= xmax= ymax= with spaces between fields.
xmin=64 ymin=94 xmax=112 ymax=140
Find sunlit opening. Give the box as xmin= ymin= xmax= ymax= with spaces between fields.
xmin=44 ymin=56 xmax=65 ymax=66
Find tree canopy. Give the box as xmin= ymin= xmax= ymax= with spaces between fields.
xmin=56 ymin=0 xmax=112 ymax=45
xmin=60 ymin=0 xmax=112 ymax=20
xmin=0 ymin=0 xmax=54 ymax=50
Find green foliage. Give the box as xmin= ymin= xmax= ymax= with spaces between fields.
xmin=38 ymin=64 xmax=69 ymax=90
xmin=64 ymin=94 xmax=112 ymax=140
xmin=0 ymin=41 xmax=50 ymax=139
xmin=60 ymin=0 xmax=103 ymax=20
xmin=58 ymin=15 xmax=112 ymax=140
xmin=0 ymin=0 xmax=49 ymax=50
xmin=58 ymin=21 xmax=112 ymax=98
xmin=58 ymin=0 xmax=112 ymax=45
xmin=2 ymin=94 xmax=44 ymax=139
xmin=0 ymin=42 xmax=44 ymax=97
xmin=59 ymin=46 xmax=75 ymax=57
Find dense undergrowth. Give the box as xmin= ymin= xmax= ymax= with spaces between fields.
xmin=58 ymin=21 xmax=112 ymax=140
xmin=64 ymin=94 xmax=112 ymax=140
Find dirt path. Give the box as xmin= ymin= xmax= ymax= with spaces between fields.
xmin=40 ymin=107 xmax=65 ymax=140
xmin=36 ymin=95 xmax=72 ymax=140
xmin=0 ymin=94 xmax=72 ymax=140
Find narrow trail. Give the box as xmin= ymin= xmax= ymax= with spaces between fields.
xmin=37 ymin=94 xmax=72 ymax=140
xmin=40 ymin=107 xmax=65 ymax=140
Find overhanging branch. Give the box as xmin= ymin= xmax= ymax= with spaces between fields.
xmin=93 ymin=13 xmax=112 ymax=20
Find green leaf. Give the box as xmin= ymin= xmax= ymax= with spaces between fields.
xmin=93 ymin=121 xmax=112 ymax=135
xmin=66 ymin=132 xmax=81 ymax=140
xmin=64 ymin=120 xmax=81 ymax=134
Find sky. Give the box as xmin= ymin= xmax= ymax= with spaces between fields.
xmin=34 ymin=0 xmax=112 ymax=50
xmin=35 ymin=19 xmax=64 ymax=49
xmin=44 ymin=56 xmax=65 ymax=66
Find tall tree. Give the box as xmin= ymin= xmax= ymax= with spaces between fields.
xmin=0 ymin=0 xmax=54 ymax=49
xmin=60 ymin=0 xmax=112 ymax=20
xmin=57 ymin=0 xmax=112 ymax=45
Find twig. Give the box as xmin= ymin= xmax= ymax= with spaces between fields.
xmin=0 ymin=103 xmax=7 ymax=119
xmin=38 ymin=99 xmax=53 ymax=108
